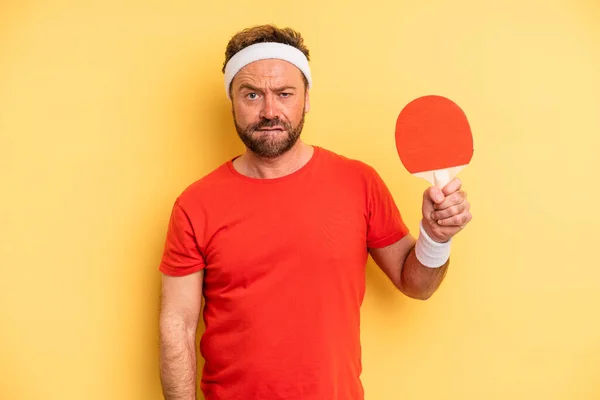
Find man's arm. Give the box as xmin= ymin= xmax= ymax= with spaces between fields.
xmin=369 ymin=234 xmax=449 ymax=300
xmin=159 ymin=270 xmax=204 ymax=400
xmin=369 ymin=178 xmax=471 ymax=300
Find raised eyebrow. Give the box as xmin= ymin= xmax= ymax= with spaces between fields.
xmin=237 ymin=84 xmax=298 ymax=93
xmin=274 ymin=86 xmax=297 ymax=92
xmin=238 ymin=83 xmax=263 ymax=93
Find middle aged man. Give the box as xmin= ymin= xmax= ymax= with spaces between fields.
xmin=159 ymin=24 xmax=472 ymax=400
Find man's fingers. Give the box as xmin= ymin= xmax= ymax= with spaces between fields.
xmin=437 ymin=211 xmax=472 ymax=227
xmin=434 ymin=190 xmax=467 ymax=210
xmin=423 ymin=178 xmax=472 ymax=240
xmin=431 ymin=201 xmax=470 ymax=221
xmin=424 ymin=186 xmax=445 ymax=206
xmin=422 ymin=187 xmax=445 ymax=223
xmin=442 ymin=177 xmax=462 ymax=196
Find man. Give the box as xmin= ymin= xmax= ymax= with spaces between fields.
xmin=159 ymin=24 xmax=472 ymax=400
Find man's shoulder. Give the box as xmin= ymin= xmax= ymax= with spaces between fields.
xmin=172 ymin=160 xmax=235 ymax=209
xmin=316 ymin=146 xmax=380 ymax=177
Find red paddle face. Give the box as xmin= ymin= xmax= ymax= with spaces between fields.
xmin=395 ymin=95 xmax=473 ymax=174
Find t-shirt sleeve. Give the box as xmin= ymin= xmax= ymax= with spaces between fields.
xmin=159 ymin=200 xmax=206 ymax=276
xmin=365 ymin=166 xmax=410 ymax=248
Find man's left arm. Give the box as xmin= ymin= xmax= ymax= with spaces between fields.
xmin=369 ymin=178 xmax=472 ymax=300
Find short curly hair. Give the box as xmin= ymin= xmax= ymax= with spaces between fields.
xmin=222 ymin=24 xmax=310 ymax=87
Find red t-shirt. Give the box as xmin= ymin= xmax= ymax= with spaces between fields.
xmin=159 ymin=146 xmax=409 ymax=400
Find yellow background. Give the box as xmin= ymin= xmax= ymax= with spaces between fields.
xmin=1 ymin=0 xmax=599 ymax=399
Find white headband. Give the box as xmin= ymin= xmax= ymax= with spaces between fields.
xmin=223 ymin=42 xmax=312 ymax=99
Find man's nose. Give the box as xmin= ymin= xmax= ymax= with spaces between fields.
xmin=259 ymin=94 xmax=278 ymax=120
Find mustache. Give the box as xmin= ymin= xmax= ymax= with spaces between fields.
xmin=249 ymin=118 xmax=291 ymax=131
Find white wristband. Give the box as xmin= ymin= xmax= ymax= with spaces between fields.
xmin=415 ymin=221 xmax=451 ymax=268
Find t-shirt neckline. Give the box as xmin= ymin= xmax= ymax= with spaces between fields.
xmin=226 ymin=146 xmax=321 ymax=184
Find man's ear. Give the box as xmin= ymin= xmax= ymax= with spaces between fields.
xmin=304 ymin=90 xmax=310 ymax=113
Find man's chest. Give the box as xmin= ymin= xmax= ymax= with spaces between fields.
xmin=199 ymin=189 xmax=369 ymax=291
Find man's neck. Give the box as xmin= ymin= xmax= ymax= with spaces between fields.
xmin=233 ymin=141 xmax=314 ymax=179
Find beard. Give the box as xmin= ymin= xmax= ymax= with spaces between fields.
xmin=233 ymin=107 xmax=306 ymax=159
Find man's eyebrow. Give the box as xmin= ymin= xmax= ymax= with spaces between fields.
xmin=237 ymin=84 xmax=298 ymax=92
xmin=238 ymin=83 xmax=262 ymax=92
xmin=272 ymin=86 xmax=297 ymax=92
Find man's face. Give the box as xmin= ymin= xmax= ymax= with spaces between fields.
xmin=230 ymin=59 xmax=310 ymax=158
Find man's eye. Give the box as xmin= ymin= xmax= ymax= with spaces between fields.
xmin=247 ymin=93 xmax=258 ymax=100
xmin=280 ymin=93 xmax=291 ymax=98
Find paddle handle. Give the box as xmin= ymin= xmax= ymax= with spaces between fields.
xmin=413 ymin=165 xmax=467 ymax=189
xmin=433 ymin=170 xmax=450 ymax=189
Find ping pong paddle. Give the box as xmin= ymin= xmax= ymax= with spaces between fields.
xmin=395 ymin=95 xmax=474 ymax=189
